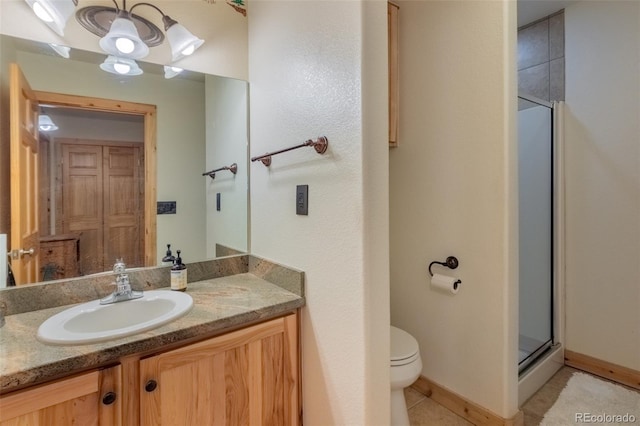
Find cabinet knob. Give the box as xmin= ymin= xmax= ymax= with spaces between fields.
xmin=102 ymin=391 xmax=117 ymax=405
xmin=145 ymin=379 xmax=158 ymax=392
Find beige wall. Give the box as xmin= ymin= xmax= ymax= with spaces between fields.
xmin=205 ymin=75 xmax=248 ymax=256
xmin=389 ymin=0 xmax=519 ymax=418
xmin=564 ymin=1 xmax=640 ymax=370
xmin=248 ymin=1 xmax=390 ymax=424
xmin=0 ymin=0 xmax=247 ymax=80
xmin=11 ymin=50 xmax=207 ymax=265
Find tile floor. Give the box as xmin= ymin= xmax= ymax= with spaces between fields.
xmin=405 ymin=366 xmax=640 ymax=425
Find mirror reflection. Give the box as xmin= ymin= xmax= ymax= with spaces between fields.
xmin=0 ymin=34 xmax=249 ymax=287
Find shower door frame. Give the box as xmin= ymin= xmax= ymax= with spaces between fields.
xmin=517 ymin=93 xmax=558 ymax=375
xmin=517 ymin=93 xmax=566 ymax=405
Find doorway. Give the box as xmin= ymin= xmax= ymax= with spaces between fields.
xmin=33 ymin=91 xmax=157 ymax=280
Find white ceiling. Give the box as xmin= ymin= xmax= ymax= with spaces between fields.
xmin=518 ymin=0 xmax=579 ymax=26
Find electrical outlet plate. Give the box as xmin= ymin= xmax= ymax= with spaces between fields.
xmin=157 ymin=201 xmax=177 ymax=215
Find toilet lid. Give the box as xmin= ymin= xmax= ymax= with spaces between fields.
xmin=390 ymin=326 xmax=419 ymax=366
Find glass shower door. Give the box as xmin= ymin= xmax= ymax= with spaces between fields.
xmin=518 ymin=95 xmax=554 ymax=373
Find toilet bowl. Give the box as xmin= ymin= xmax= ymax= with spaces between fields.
xmin=390 ymin=326 xmax=422 ymax=426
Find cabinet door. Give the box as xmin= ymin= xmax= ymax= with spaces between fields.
xmin=0 ymin=365 xmax=121 ymax=426
xmin=140 ymin=314 xmax=299 ymax=426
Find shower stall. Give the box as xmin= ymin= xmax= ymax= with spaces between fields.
xmin=517 ymin=94 xmax=564 ymax=405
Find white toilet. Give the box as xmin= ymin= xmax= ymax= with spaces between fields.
xmin=390 ymin=325 xmax=422 ymax=426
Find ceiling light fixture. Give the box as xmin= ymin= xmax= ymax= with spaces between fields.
xmin=100 ymin=55 xmax=144 ymax=76
xmin=25 ymin=0 xmax=204 ymax=64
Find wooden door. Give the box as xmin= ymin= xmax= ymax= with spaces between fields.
xmin=140 ymin=314 xmax=299 ymax=426
xmin=0 ymin=366 xmax=122 ymax=426
xmin=104 ymin=145 xmax=143 ymax=268
xmin=9 ymin=63 xmax=40 ymax=284
xmin=60 ymin=142 xmax=143 ymax=273
xmin=62 ymin=144 xmax=104 ymax=275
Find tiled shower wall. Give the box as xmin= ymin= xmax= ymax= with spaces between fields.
xmin=518 ymin=11 xmax=565 ymax=103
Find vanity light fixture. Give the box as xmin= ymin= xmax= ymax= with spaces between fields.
xmin=163 ymin=65 xmax=183 ymax=79
xmin=100 ymin=55 xmax=144 ymax=76
xmin=38 ymin=113 xmax=59 ymax=132
xmin=24 ymin=0 xmax=75 ymax=36
xmin=99 ymin=10 xmax=150 ymax=59
xmin=25 ymin=0 xmax=204 ymax=63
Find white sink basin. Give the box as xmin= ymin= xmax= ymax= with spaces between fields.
xmin=37 ymin=290 xmax=193 ymax=345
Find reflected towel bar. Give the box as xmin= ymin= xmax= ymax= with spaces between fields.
xmin=251 ymin=136 xmax=329 ymax=166
xmin=202 ymin=163 xmax=238 ymax=179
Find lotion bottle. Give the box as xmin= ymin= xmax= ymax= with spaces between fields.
xmin=170 ymin=250 xmax=187 ymax=291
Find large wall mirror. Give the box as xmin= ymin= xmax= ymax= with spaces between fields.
xmin=0 ymin=33 xmax=249 ymax=287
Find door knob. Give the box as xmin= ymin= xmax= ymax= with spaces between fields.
xmin=9 ymin=248 xmax=35 ymax=259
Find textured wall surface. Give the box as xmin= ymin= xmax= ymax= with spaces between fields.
xmin=248 ymin=1 xmax=390 ymax=424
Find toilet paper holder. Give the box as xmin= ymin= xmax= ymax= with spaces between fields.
xmin=428 ymin=256 xmax=459 ymax=277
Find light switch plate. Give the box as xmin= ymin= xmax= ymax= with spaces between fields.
xmin=296 ymin=185 xmax=308 ymax=215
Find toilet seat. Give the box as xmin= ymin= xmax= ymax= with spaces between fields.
xmin=390 ymin=326 xmax=419 ymax=366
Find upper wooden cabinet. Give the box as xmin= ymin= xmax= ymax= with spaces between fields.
xmin=139 ymin=314 xmax=299 ymax=426
xmin=0 ymin=366 xmax=121 ymax=426
xmin=388 ymin=2 xmax=400 ymax=147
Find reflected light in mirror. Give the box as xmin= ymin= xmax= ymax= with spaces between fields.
xmin=38 ymin=114 xmax=58 ymax=132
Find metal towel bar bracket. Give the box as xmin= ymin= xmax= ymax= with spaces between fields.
xmin=428 ymin=256 xmax=459 ymax=276
xmin=202 ymin=163 xmax=238 ymax=180
xmin=251 ymin=136 xmax=329 ymax=166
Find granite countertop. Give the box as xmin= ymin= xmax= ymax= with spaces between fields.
xmin=0 ymin=273 xmax=304 ymax=394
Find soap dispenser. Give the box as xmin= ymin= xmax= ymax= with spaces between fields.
xmin=162 ymin=244 xmax=175 ymax=266
xmin=170 ymin=250 xmax=187 ymax=291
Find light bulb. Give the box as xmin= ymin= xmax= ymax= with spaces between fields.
xmin=32 ymin=1 xmax=54 ymax=22
xmin=181 ymin=45 xmax=195 ymax=56
xmin=115 ymin=37 xmax=135 ymax=54
xmin=113 ymin=63 xmax=131 ymax=74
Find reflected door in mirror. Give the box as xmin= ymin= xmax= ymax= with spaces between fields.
xmin=9 ymin=64 xmax=40 ymax=285
xmin=59 ymin=141 xmax=143 ymax=275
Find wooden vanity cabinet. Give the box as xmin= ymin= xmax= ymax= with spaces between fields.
xmin=0 ymin=365 xmax=121 ymax=426
xmin=139 ymin=314 xmax=299 ymax=426
xmin=0 ymin=313 xmax=299 ymax=426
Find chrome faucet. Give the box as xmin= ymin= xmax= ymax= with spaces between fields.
xmin=100 ymin=258 xmax=143 ymax=305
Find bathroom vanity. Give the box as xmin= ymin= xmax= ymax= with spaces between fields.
xmin=0 ymin=255 xmax=304 ymax=425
